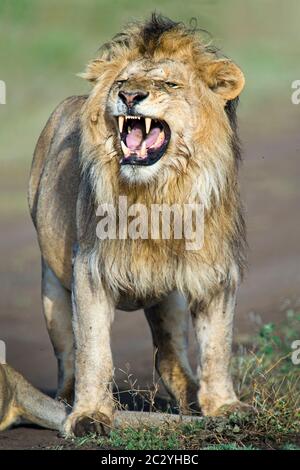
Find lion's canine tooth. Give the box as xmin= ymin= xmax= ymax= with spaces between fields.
xmin=118 ymin=116 xmax=124 ymax=133
xmin=121 ymin=141 xmax=129 ymax=156
xmin=145 ymin=117 xmax=151 ymax=134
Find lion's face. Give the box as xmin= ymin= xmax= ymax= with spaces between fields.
xmin=83 ymin=20 xmax=245 ymax=186
xmin=105 ymin=54 xmax=244 ymax=184
xmin=106 ymin=58 xmax=198 ymax=183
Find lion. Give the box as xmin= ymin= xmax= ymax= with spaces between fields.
xmin=26 ymin=14 xmax=249 ymax=436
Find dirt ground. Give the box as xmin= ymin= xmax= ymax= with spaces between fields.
xmin=0 ymin=126 xmax=300 ymax=449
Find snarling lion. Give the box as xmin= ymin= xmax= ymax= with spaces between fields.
xmin=17 ymin=14 xmax=249 ymax=436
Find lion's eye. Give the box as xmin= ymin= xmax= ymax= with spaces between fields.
xmin=116 ymin=80 xmax=127 ymax=86
xmin=165 ymin=82 xmax=180 ymax=89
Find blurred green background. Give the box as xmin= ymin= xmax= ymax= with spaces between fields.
xmin=0 ymin=0 xmax=299 ymax=166
xmin=0 ymin=0 xmax=300 ymax=392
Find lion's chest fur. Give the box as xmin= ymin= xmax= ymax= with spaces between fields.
xmin=89 ymin=235 xmax=226 ymax=304
xmin=86 ymin=180 xmax=237 ymax=304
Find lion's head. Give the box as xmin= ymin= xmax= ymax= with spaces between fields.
xmin=81 ymin=14 xmax=244 ymax=189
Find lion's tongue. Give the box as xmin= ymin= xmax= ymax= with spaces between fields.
xmin=126 ymin=123 xmax=161 ymax=150
xmin=126 ymin=124 xmax=143 ymax=150
xmin=145 ymin=128 xmax=160 ymax=148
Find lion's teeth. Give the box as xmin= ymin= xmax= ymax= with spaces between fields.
xmin=119 ymin=116 xmax=124 ymax=132
xmin=145 ymin=117 xmax=151 ymax=134
xmin=121 ymin=141 xmax=129 ymax=156
xmin=125 ymin=115 xmax=140 ymax=120
xmin=118 ymin=116 xmax=124 ymax=133
xmin=141 ymin=141 xmax=147 ymax=157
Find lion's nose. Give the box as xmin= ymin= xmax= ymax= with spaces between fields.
xmin=118 ymin=90 xmax=149 ymax=107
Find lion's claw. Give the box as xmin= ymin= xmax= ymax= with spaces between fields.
xmin=64 ymin=411 xmax=113 ymax=437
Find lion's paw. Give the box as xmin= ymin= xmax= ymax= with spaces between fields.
xmin=201 ymin=399 xmax=255 ymax=418
xmin=215 ymin=401 xmax=256 ymax=418
xmin=63 ymin=410 xmax=113 ymax=437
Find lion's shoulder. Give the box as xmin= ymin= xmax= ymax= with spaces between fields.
xmin=28 ymin=95 xmax=87 ymax=223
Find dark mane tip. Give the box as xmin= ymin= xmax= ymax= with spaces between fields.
xmin=142 ymin=12 xmax=181 ymax=51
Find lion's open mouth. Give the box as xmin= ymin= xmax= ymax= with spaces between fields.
xmin=116 ymin=116 xmax=171 ymax=166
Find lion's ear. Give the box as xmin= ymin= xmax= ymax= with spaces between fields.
xmin=78 ymin=59 xmax=105 ymax=83
xmin=204 ymin=59 xmax=245 ymax=100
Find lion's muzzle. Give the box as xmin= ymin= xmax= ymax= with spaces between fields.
xmin=116 ymin=114 xmax=171 ymax=166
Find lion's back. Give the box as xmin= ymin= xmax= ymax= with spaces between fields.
xmin=29 ymin=95 xmax=87 ymax=288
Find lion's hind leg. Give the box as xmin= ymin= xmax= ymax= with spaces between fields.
xmin=145 ymin=292 xmax=198 ymax=413
xmin=42 ymin=259 xmax=74 ymax=404
xmin=191 ymin=281 xmax=253 ymax=417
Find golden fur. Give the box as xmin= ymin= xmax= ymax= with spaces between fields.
xmin=0 ymin=364 xmax=66 ymax=432
xmin=25 ymin=14 xmax=249 ymax=436
xmin=78 ymin=16 xmax=246 ymax=303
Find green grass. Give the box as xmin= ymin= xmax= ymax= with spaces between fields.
xmin=202 ymin=443 xmax=258 ymax=450
xmin=60 ymin=310 xmax=300 ymax=451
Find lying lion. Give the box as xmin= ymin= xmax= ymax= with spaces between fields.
xmin=0 ymin=363 xmax=199 ymax=433
xmin=0 ymin=364 xmax=66 ymax=432
xmin=3 ymin=14 xmax=250 ymax=436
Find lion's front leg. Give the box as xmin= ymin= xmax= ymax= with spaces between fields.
xmin=63 ymin=253 xmax=115 ymax=437
xmin=191 ymin=282 xmax=247 ymax=417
